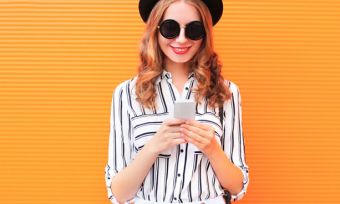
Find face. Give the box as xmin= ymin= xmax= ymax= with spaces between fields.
xmin=158 ymin=1 xmax=203 ymax=65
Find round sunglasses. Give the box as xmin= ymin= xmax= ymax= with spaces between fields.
xmin=158 ymin=19 xmax=205 ymax=41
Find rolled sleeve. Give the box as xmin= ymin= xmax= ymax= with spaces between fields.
xmin=104 ymin=164 xmax=120 ymax=204
xmin=230 ymin=165 xmax=249 ymax=202
xmin=104 ymin=82 xmax=133 ymax=204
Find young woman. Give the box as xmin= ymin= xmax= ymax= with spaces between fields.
xmin=105 ymin=0 xmax=249 ymax=203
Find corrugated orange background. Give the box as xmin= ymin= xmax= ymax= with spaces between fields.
xmin=0 ymin=0 xmax=339 ymax=203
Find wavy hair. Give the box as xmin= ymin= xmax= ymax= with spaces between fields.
xmin=136 ymin=0 xmax=231 ymax=109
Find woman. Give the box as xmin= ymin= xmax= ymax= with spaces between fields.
xmin=105 ymin=0 xmax=249 ymax=203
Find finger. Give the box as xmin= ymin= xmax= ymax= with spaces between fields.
xmin=181 ymin=124 xmax=205 ymax=138
xmin=168 ymin=132 xmax=185 ymax=139
xmin=186 ymin=122 xmax=216 ymax=138
xmin=172 ymin=138 xmax=187 ymax=145
xmin=185 ymin=120 xmax=212 ymax=131
xmin=164 ymin=118 xmax=186 ymax=126
xmin=184 ymin=135 xmax=203 ymax=149
xmin=167 ymin=126 xmax=182 ymax=133
xmin=181 ymin=124 xmax=215 ymax=142
xmin=181 ymin=128 xmax=209 ymax=144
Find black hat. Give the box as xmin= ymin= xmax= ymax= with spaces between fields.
xmin=139 ymin=0 xmax=223 ymax=26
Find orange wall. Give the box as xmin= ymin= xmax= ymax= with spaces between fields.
xmin=0 ymin=0 xmax=339 ymax=203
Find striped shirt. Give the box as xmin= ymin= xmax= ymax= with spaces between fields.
xmin=104 ymin=70 xmax=249 ymax=203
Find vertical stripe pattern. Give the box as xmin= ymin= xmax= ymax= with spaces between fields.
xmin=104 ymin=70 xmax=249 ymax=203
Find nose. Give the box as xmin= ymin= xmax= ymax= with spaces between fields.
xmin=176 ymin=27 xmax=188 ymax=43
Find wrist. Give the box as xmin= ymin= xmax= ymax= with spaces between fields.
xmin=143 ymin=139 xmax=160 ymax=158
xmin=206 ymin=142 xmax=223 ymax=160
xmin=205 ymin=139 xmax=221 ymax=158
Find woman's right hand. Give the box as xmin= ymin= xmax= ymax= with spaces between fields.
xmin=146 ymin=118 xmax=187 ymax=155
xmin=109 ymin=118 xmax=186 ymax=202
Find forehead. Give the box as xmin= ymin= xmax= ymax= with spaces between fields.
xmin=162 ymin=1 xmax=201 ymax=22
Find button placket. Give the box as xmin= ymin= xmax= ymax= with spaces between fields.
xmin=166 ymin=76 xmax=194 ymax=101
xmin=173 ymin=145 xmax=185 ymax=202
xmin=180 ymin=78 xmax=194 ymax=100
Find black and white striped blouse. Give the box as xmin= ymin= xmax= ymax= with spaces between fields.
xmin=104 ymin=70 xmax=249 ymax=203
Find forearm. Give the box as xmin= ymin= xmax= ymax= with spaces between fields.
xmin=110 ymin=144 xmax=158 ymax=202
xmin=207 ymin=146 xmax=244 ymax=195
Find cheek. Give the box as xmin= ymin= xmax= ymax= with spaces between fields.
xmin=158 ymin=32 xmax=171 ymax=44
xmin=158 ymin=36 xmax=170 ymax=52
xmin=191 ymin=40 xmax=203 ymax=53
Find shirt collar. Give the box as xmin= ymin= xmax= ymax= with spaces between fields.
xmin=187 ymin=71 xmax=195 ymax=79
xmin=157 ymin=70 xmax=195 ymax=82
xmin=162 ymin=70 xmax=172 ymax=80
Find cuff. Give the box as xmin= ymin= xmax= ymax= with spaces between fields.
xmin=230 ymin=166 xmax=249 ymax=202
xmin=107 ymin=185 xmax=135 ymax=204
xmin=105 ymin=164 xmax=135 ymax=204
xmin=107 ymin=189 xmax=120 ymax=204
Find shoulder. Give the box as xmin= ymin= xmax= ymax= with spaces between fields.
xmin=224 ymin=79 xmax=241 ymax=96
xmin=223 ymin=80 xmax=243 ymax=107
xmin=112 ymin=76 xmax=138 ymax=97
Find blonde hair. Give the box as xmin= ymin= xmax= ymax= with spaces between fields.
xmin=136 ymin=0 xmax=231 ymax=109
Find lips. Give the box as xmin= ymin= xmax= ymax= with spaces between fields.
xmin=171 ymin=46 xmax=191 ymax=55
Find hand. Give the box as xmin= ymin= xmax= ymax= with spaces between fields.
xmin=180 ymin=120 xmax=219 ymax=157
xmin=147 ymin=118 xmax=187 ymax=155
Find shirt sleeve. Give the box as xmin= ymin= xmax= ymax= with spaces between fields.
xmin=223 ymin=82 xmax=250 ymax=202
xmin=104 ymin=82 xmax=134 ymax=204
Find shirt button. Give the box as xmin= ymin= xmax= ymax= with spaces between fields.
xmin=174 ymin=197 xmax=177 ymax=200
xmin=178 ymin=173 xmax=181 ymax=177
xmin=180 ymin=149 xmax=184 ymax=153
xmin=185 ymin=87 xmax=189 ymax=90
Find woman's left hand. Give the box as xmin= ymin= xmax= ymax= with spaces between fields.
xmin=180 ymin=120 xmax=219 ymax=157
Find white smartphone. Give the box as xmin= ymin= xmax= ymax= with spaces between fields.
xmin=173 ymin=100 xmax=196 ymax=120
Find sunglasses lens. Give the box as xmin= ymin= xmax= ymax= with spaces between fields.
xmin=159 ymin=20 xmax=180 ymax=39
xmin=186 ymin=21 xmax=205 ymax=40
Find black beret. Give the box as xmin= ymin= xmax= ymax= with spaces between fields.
xmin=139 ymin=0 xmax=223 ymax=26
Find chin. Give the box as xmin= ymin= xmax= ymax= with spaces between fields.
xmin=166 ymin=53 xmax=195 ymax=64
xmin=169 ymin=57 xmax=191 ymax=64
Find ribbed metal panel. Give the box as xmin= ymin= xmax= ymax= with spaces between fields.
xmin=0 ymin=0 xmax=339 ymax=203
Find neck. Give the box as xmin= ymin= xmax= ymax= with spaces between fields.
xmin=164 ymin=59 xmax=191 ymax=79
xmin=163 ymin=59 xmax=192 ymax=94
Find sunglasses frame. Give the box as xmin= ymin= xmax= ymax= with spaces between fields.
xmin=157 ymin=19 xmax=206 ymax=41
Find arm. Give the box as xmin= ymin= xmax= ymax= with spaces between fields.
xmin=181 ymin=122 xmax=246 ymax=197
xmin=206 ymin=143 xmax=245 ymax=196
xmin=109 ymin=121 xmax=187 ymax=203
xmin=105 ymin=83 xmax=135 ymax=204
xmin=105 ymin=83 xmax=157 ymax=203
xmin=222 ymin=85 xmax=249 ymax=201
xmin=110 ymin=143 xmax=159 ymax=203
xmin=181 ymin=84 xmax=249 ymax=202
xmin=105 ymin=83 xmax=186 ymax=203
